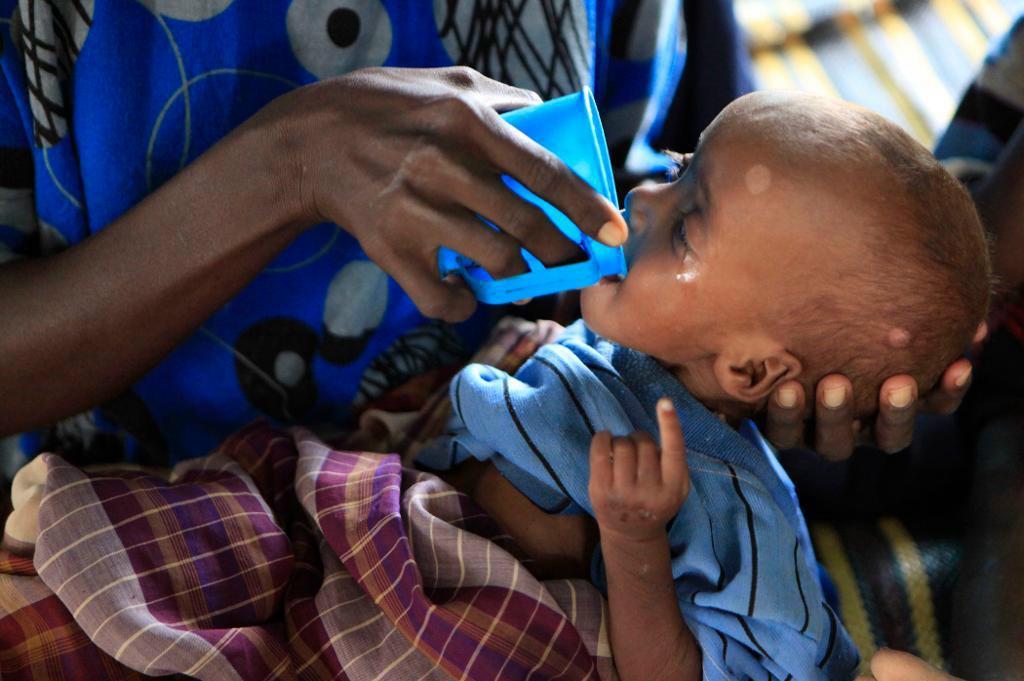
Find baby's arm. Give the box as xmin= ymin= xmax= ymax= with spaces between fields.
xmin=589 ymin=400 xmax=701 ymax=681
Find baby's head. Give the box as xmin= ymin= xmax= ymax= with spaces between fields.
xmin=581 ymin=91 xmax=990 ymax=417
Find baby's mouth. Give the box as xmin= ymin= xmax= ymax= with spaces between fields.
xmin=598 ymin=274 xmax=624 ymax=286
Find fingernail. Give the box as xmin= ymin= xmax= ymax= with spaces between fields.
xmin=887 ymin=385 xmax=913 ymax=409
xmin=597 ymin=220 xmax=627 ymax=247
xmin=823 ymin=386 xmax=846 ymax=409
xmin=776 ymin=387 xmax=797 ymax=409
xmin=657 ymin=398 xmax=673 ymax=413
xmin=955 ymin=366 xmax=972 ymax=388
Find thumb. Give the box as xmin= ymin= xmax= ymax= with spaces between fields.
xmin=870 ymin=649 xmax=963 ymax=681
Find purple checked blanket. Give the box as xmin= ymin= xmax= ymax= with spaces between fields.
xmin=0 ymin=420 xmax=615 ymax=680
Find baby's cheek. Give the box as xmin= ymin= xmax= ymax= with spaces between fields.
xmin=579 ymin=288 xmax=610 ymax=331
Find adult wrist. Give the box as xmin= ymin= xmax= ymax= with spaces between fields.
xmin=226 ymin=102 xmax=313 ymax=234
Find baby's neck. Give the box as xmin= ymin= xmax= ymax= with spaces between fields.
xmin=662 ymin=357 xmax=758 ymax=423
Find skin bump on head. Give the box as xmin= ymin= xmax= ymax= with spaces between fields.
xmin=743 ymin=164 xmax=772 ymax=195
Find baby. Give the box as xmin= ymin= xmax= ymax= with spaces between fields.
xmin=419 ymin=91 xmax=990 ymax=681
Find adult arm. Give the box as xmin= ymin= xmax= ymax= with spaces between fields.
xmin=0 ymin=119 xmax=300 ymax=435
xmin=950 ymin=416 xmax=1024 ymax=679
xmin=0 ymin=66 xmax=626 ymax=436
xmin=974 ymin=121 xmax=1024 ymax=292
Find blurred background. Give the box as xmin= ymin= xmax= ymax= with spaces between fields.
xmin=737 ymin=0 xmax=1024 ymax=145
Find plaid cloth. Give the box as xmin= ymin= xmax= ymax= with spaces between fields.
xmin=1 ymin=319 xmax=614 ymax=681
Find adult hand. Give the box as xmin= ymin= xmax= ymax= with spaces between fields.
xmin=855 ymin=649 xmax=964 ymax=681
xmin=763 ymin=357 xmax=975 ymax=461
xmin=257 ymin=66 xmax=627 ymax=323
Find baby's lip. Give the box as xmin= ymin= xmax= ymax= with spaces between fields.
xmin=598 ymin=274 xmax=624 ymax=286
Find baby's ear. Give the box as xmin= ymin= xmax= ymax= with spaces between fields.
xmin=712 ymin=348 xmax=802 ymax=404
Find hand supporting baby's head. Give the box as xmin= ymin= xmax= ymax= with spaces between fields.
xmin=581 ymin=90 xmax=990 ymax=419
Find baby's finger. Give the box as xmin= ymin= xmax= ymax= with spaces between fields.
xmin=764 ymin=381 xmax=807 ymax=450
xmin=634 ymin=432 xmax=660 ymax=487
xmin=589 ymin=431 xmax=613 ymax=495
xmin=814 ymin=375 xmax=856 ymax=461
xmin=656 ymin=399 xmax=689 ymax=495
xmin=611 ymin=436 xmax=637 ymax=489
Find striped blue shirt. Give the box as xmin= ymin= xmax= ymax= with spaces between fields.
xmin=419 ymin=321 xmax=859 ymax=680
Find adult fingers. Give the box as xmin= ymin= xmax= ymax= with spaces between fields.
xmin=430 ymin=65 xmax=543 ymax=112
xmin=764 ymin=380 xmax=808 ymax=450
xmin=611 ymin=436 xmax=637 ymax=490
xmin=371 ymin=239 xmax=476 ymax=322
xmin=921 ymin=357 xmax=973 ymax=416
xmin=869 ymin=649 xmax=963 ymax=681
xmin=656 ymin=398 xmax=689 ymax=496
xmin=434 ymin=208 xmax=530 ymax=279
xmin=874 ymin=376 xmax=919 ymax=453
xmin=466 ymin=107 xmax=628 ymax=248
xmin=413 ymin=150 xmax=580 ymax=266
xmin=814 ymin=375 xmax=856 ymax=461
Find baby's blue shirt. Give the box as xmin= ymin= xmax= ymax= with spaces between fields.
xmin=418 ymin=321 xmax=859 ymax=681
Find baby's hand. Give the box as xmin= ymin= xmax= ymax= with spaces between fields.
xmin=588 ymin=399 xmax=690 ymax=543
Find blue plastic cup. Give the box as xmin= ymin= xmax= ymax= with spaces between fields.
xmin=437 ymin=88 xmax=626 ymax=305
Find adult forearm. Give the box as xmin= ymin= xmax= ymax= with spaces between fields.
xmin=601 ymin=532 xmax=701 ymax=681
xmin=951 ymin=417 xmax=1024 ymax=679
xmin=0 ymin=121 xmax=304 ymax=435
xmin=974 ymin=123 xmax=1024 ymax=292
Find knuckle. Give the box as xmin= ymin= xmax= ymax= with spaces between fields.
xmin=523 ymin=152 xmax=562 ymax=195
xmin=520 ymin=87 xmax=543 ymax=103
xmin=405 ymin=142 xmax=448 ymax=177
xmin=444 ymin=65 xmax=479 ymax=90
xmin=489 ymin=239 xmax=525 ymax=279
xmin=440 ymin=93 xmax=481 ymax=122
xmin=415 ymin=295 xmax=448 ymax=320
xmin=500 ymin=202 xmax=543 ymax=237
xmin=494 ymin=205 xmax=530 ymax=241
xmin=358 ymin=230 xmax=393 ymax=265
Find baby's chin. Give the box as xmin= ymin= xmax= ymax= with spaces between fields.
xmin=579 ymin=284 xmax=622 ymax=341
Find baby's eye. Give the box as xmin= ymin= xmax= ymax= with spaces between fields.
xmin=674 ymin=210 xmax=693 ymax=252
xmin=667 ymin=152 xmax=693 ymax=180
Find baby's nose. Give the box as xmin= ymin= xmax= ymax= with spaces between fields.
xmin=622 ymin=186 xmax=653 ymax=234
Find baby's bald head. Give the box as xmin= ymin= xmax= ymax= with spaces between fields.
xmin=706 ymin=92 xmax=990 ymax=413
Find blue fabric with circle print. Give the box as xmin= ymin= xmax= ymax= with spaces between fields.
xmin=0 ymin=0 xmax=704 ymax=467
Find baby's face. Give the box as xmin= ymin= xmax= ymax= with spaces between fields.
xmin=581 ymin=135 xmax=866 ymax=368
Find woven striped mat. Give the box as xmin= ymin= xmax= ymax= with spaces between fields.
xmin=738 ymin=0 xmax=1024 ymax=145
xmin=812 ymin=517 xmax=962 ymax=674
